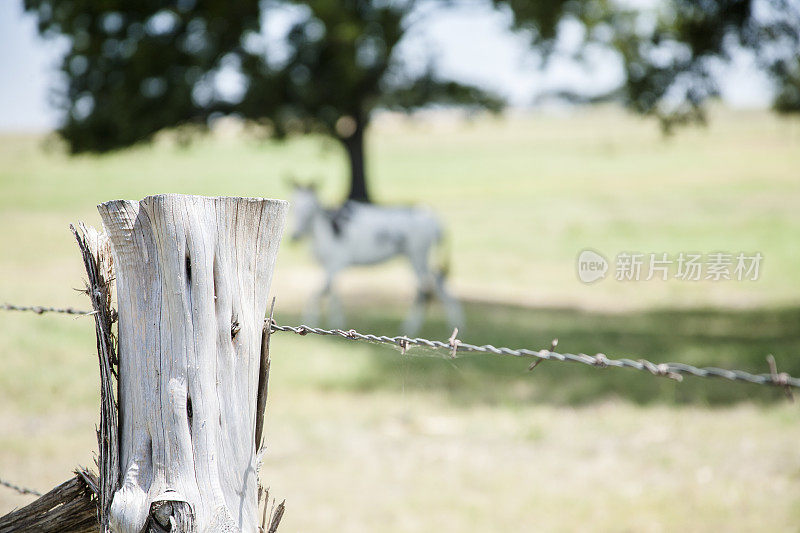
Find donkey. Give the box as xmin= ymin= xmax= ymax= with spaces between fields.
xmin=289 ymin=184 xmax=464 ymax=335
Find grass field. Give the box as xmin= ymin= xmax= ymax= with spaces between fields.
xmin=1 ymin=106 xmax=800 ymax=530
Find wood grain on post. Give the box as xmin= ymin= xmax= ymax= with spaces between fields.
xmin=98 ymin=195 xmax=287 ymax=533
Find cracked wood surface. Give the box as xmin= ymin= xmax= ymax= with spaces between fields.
xmin=98 ymin=195 xmax=287 ymax=533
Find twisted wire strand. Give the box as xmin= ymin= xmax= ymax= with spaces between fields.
xmin=2 ymin=303 xmax=798 ymax=390
xmin=0 ymin=477 xmax=42 ymax=497
xmin=267 ymin=323 xmax=800 ymax=390
xmin=1 ymin=303 xmax=92 ymax=316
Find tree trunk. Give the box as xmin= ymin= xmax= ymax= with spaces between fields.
xmin=342 ymin=119 xmax=370 ymax=203
xmin=97 ymin=195 xmax=287 ymax=533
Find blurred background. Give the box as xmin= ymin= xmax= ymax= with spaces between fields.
xmin=1 ymin=0 xmax=799 ymax=530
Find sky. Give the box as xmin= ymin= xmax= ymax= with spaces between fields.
xmin=0 ymin=1 xmax=774 ymax=132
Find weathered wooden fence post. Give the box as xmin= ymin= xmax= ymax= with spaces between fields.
xmin=99 ymin=195 xmax=287 ymax=532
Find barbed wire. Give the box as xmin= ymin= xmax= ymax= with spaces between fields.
xmin=2 ymin=302 xmax=798 ymax=394
xmin=267 ymin=323 xmax=799 ymax=394
xmin=0 ymin=478 xmax=42 ymax=497
xmin=0 ymin=303 xmax=92 ymax=316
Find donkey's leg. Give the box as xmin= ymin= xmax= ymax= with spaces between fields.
xmin=304 ymin=270 xmax=336 ymax=326
xmin=320 ymin=268 xmax=347 ymax=329
xmin=433 ymin=271 xmax=465 ymax=331
xmin=402 ymin=288 xmax=430 ymax=336
xmin=302 ymin=284 xmax=324 ymax=326
xmin=402 ymin=254 xmax=435 ymax=336
xmin=326 ymin=282 xmax=346 ymax=329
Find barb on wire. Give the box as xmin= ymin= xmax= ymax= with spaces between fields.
xmin=3 ymin=301 xmax=800 ymax=392
xmin=767 ymin=354 xmax=794 ymax=401
xmin=0 ymin=477 xmax=42 ymax=497
xmin=448 ymin=328 xmax=460 ymax=358
xmin=529 ymin=338 xmax=557 ymax=371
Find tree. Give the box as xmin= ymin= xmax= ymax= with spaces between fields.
xmin=29 ymin=1 xmax=793 ymax=201
xmin=237 ymin=1 xmax=512 ymax=201
xmin=25 ymin=0 xmax=513 ymax=202
xmin=501 ymin=0 xmax=800 ymax=131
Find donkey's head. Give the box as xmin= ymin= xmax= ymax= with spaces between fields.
xmin=289 ymin=180 xmax=320 ymax=241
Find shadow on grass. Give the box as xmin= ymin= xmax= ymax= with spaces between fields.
xmin=275 ymin=298 xmax=800 ymax=406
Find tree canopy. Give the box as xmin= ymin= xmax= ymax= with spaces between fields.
xmin=501 ymin=0 xmax=800 ymax=131
xmin=613 ymin=0 xmax=800 ymax=128
xmin=24 ymin=0 xmax=800 ymax=201
xmin=24 ymin=0 xmax=262 ymax=151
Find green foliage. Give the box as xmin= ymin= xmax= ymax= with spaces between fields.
xmin=505 ymin=0 xmax=800 ymax=130
xmin=24 ymin=0 xmax=261 ymax=152
xmin=20 ymin=2 xmax=509 ymax=144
